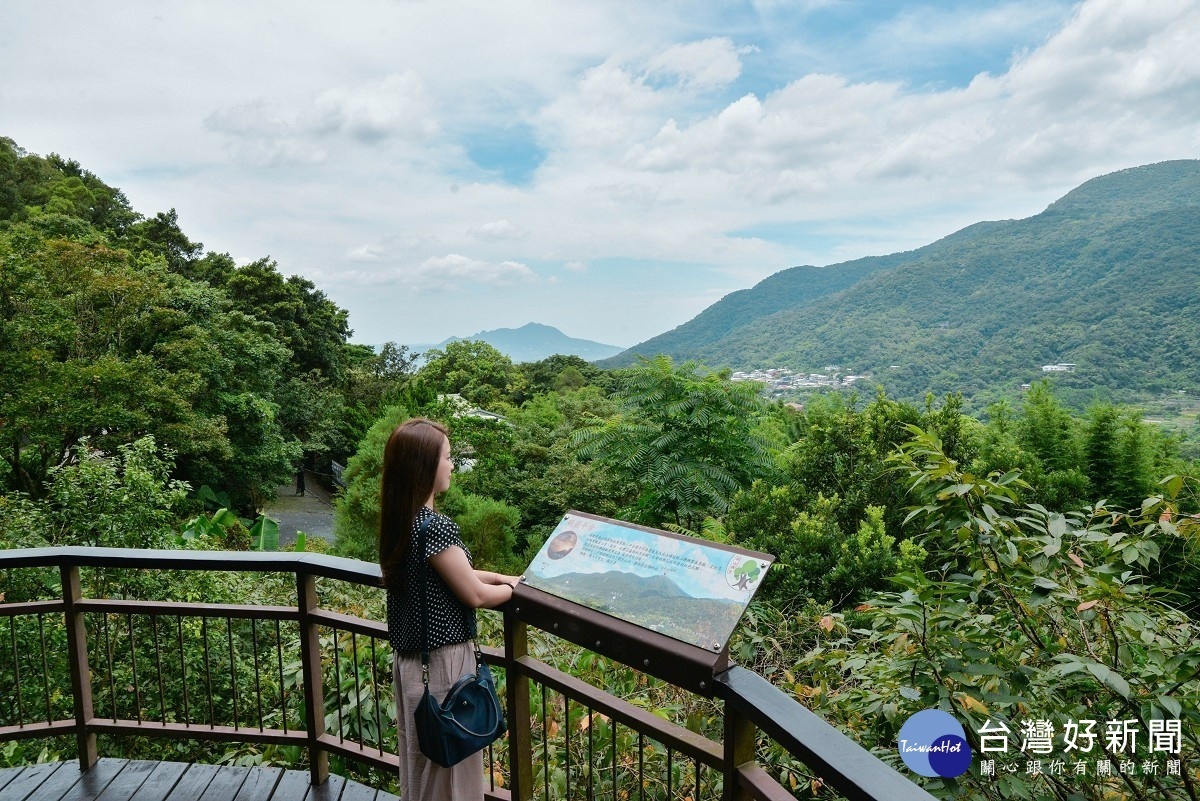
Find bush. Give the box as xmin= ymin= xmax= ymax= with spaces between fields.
xmin=728 ymin=486 xmax=922 ymax=610
xmin=791 ymin=427 xmax=1200 ymax=800
xmin=451 ymin=493 xmax=521 ymax=574
xmin=333 ymin=404 xmax=410 ymax=562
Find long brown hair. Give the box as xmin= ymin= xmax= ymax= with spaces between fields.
xmin=379 ymin=417 xmax=449 ymax=589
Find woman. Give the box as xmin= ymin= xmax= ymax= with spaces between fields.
xmin=380 ymin=418 xmax=520 ymax=800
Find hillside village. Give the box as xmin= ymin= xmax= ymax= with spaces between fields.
xmin=733 ymin=363 xmax=1080 ymax=396
xmin=730 ymin=367 xmax=866 ymax=392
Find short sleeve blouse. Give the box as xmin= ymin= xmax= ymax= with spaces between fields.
xmin=386 ymin=507 xmax=475 ymax=654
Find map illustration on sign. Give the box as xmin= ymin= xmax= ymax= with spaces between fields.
xmin=523 ymin=511 xmax=774 ymax=650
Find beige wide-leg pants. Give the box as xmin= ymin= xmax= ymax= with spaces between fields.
xmin=393 ymin=640 xmax=485 ymax=800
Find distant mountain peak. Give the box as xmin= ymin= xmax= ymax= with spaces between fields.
xmin=1042 ymin=160 xmax=1200 ymax=220
xmin=430 ymin=323 xmax=623 ymax=364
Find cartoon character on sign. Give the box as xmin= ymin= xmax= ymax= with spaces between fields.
xmin=547 ymin=529 xmax=578 ymax=560
xmin=726 ymin=556 xmax=761 ymax=591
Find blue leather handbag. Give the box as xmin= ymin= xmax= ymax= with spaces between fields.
xmin=414 ymin=647 xmax=505 ymax=767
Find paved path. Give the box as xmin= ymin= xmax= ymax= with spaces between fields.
xmin=264 ymin=470 xmax=336 ymax=547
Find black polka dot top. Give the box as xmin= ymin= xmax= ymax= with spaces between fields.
xmin=386 ymin=507 xmax=475 ymax=654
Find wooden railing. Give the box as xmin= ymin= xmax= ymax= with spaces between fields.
xmin=0 ymin=547 xmax=936 ymax=801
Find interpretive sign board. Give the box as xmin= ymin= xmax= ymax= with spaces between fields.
xmin=522 ymin=510 xmax=774 ymax=652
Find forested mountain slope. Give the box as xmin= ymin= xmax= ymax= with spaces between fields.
xmin=610 ymin=160 xmax=1200 ymax=403
xmin=596 ymin=250 xmax=918 ymax=366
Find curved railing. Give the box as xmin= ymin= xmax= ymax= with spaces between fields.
xmin=0 ymin=547 xmax=935 ymax=801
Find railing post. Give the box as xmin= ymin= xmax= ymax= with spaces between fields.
xmin=61 ymin=564 xmax=97 ymax=769
xmin=722 ymin=702 xmax=756 ymax=801
xmin=504 ymin=608 xmax=533 ymax=801
xmin=297 ymin=571 xmax=329 ymax=785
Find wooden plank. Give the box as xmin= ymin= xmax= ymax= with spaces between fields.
xmin=196 ymin=766 xmax=248 ymax=801
xmin=306 ymin=774 xmax=346 ymax=801
xmin=0 ymin=547 xmax=381 ymax=587
xmin=336 ymin=779 xmax=376 ymax=801
xmin=231 ymin=766 xmax=283 ymax=801
xmin=84 ymin=721 xmax=303 ymax=748
xmin=0 ymin=721 xmax=78 ymax=744
xmin=127 ymin=762 xmax=188 ymax=801
xmin=161 ymin=763 xmax=219 ymax=801
xmin=54 ymin=759 xmax=127 ymax=801
xmin=94 ymin=761 xmax=158 ymax=801
xmin=2 ymin=762 xmax=65 ymax=801
xmin=23 ymin=763 xmax=85 ymax=801
xmin=0 ymin=765 xmax=23 ymax=795
xmin=267 ymin=770 xmax=311 ymax=801
xmin=0 ymin=600 xmax=63 ymax=617
xmin=307 ymin=609 xmax=387 ymax=639
xmin=737 ymin=764 xmax=802 ymax=801
xmin=75 ymin=600 xmax=298 ymax=622
xmin=313 ymin=735 xmax=398 ymax=775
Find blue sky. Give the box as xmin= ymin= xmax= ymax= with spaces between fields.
xmin=2 ymin=0 xmax=1198 ymax=350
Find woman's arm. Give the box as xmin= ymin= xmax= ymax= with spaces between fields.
xmin=476 ymin=570 xmax=522 ymax=587
xmin=429 ymin=546 xmax=515 ymax=609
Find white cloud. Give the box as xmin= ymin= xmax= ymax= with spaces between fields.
xmin=616 ymin=0 xmax=1200 ymax=208
xmin=344 ymin=233 xmax=442 ymax=263
xmin=346 ymin=244 xmax=387 ymax=262
xmin=403 ymin=254 xmax=537 ymax=291
xmin=467 ymin=220 xmax=529 ymax=241
xmin=537 ymin=57 xmax=668 ymax=153
xmin=308 ymin=73 xmax=438 ymax=143
xmin=204 ymin=71 xmax=437 ymax=165
xmin=564 ymin=261 xmax=588 ymax=273
xmin=646 ymin=38 xmax=746 ymax=91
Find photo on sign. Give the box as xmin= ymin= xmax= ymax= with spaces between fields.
xmin=522 ymin=512 xmax=774 ymax=650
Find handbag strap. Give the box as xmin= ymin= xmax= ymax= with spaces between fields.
xmin=415 ymin=510 xmax=480 ymax=686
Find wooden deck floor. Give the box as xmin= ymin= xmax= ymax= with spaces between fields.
xmin=0 ymin=759 xmax=399 ymax=801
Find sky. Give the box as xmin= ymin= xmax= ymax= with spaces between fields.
xmin=3 ymin=0 xmax=1199 ymax=349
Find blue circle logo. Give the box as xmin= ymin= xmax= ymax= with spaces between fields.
xmin=897 ymin=709 xmax=972 ymax=778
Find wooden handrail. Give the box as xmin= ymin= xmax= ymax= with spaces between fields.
xmin=0 ymin=547 xmax=936 ymax=801
xmin=716 ymin=667 xmax=937 ymax=801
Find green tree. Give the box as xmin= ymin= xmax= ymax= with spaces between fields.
xmin=337 ymin=343 xmax=420 ymax=463
xmin=573 ymin=356 xmax=778 ymax=530
xmin=516 ymin=353 xmax=614 ymax=401
xmin=0 ymin=229 xmax=296 ymax=508
xmin=1084 ymin=403 xmax=1122 ymax=502
xmin=974 ymin=382 xmax=1091 ymax=509
xmin=453 ymin=387 xmax=631 ymax=555
xmin=417 ymin=340 xmax=522 ymax=407
xmin=123 ymin=209 xmax=202 ymax=273
xmin=222 ymin=257 xmax=352 ymax=381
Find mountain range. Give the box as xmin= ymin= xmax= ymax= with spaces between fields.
xmin=602 ymin=160 xmax=1200 ymax=406
xmin=413 ymin=322 xmax=624 ymax=363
